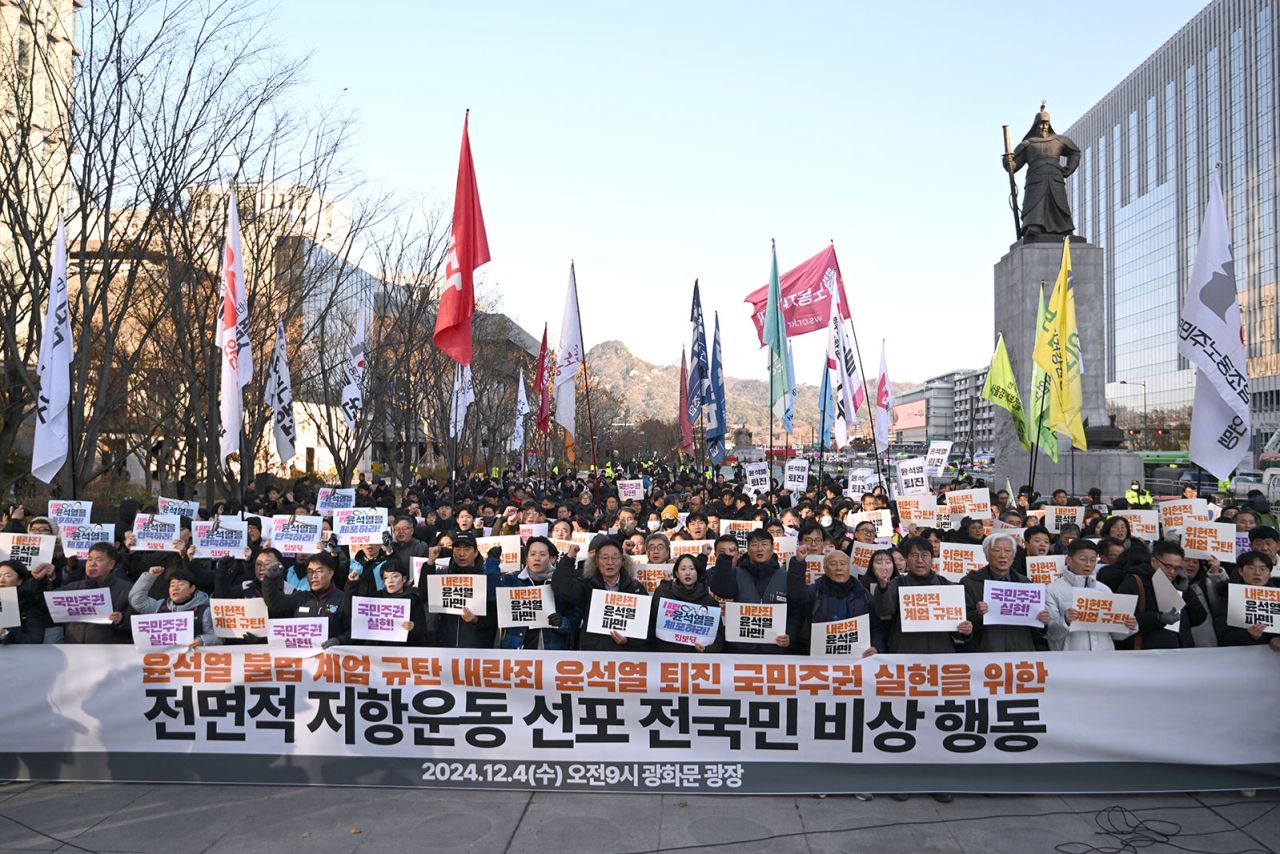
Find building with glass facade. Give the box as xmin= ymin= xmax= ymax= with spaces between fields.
xmin=1065 ymin=0 xmax=1278 ymax=457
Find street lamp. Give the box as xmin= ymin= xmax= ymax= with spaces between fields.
xmin=1120 ymin=380 xmax=1148 ymax=448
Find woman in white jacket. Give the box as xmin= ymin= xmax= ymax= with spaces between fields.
xmin=1045 ymin=538 xmax=1137 ymax=651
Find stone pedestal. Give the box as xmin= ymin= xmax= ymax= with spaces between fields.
xmin=992 ymin=239 xmax=1143 ymax=499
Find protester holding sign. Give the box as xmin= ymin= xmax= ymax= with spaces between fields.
xmin=874 ymin=537 xmax=973 ymax=653
xmin=420 ymin=535 xmax=498 ymax=648
xmin=1216 ymin=551 xmax=1280 ymax=650
xmin=648 ymin=555 xmax=722 ymax=653
xmin=0 ymin=561 xmax=51 ymax=644
xmin=708 ymin=528 xmax=791 ymax=654
xmin=57 ymin=543 xmax=132 ymax=643
xmin=1116 ymin=541 xmax=1207 ymax=650
xmin=1045 ymin=539 xmax=1136 ymax=651
xmin=333 ymin=557 xmax=429 ymax=647
xmin=962 ymin=534 xmax=1048 ymax=653
xmin=262 ymin=552 xmax=346 ymax=640
xmin=497 ymin=536 xmax=576 ymax=650
xmin=551 ymin=539 xmax=650 ymax=650
xmin=787 ymin=546 xmax=882 ymax=657
xmin=127 ymin=565 xmax=219 ymax=649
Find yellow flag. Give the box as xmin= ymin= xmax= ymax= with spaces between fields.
xmin=1033 ymin=239 xmax=1088 ymax=450
xmin=981 ymin=334 xmax=1031 ymax=452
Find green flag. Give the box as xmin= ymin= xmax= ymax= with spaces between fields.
xmin=763 ymin=240 xmax=791 ymax=418
xmin=981 ymin=334 xmax=1031 ymax=452
xmin=1029 ymin=288 xmax=1061 ymax=464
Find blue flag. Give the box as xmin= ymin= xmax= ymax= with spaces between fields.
xmin=687 ymin=280 xmax=709 ymax=423
xmin=707 ymin=312 xmax=727 ymax=465
xmin=818 ymin=355 xmax=835 ymax=449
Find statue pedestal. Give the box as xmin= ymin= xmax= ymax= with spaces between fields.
xmin=991 ymin=239 xmax=1143 ymax=499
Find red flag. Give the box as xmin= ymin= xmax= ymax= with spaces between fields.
xmin=535 ymin=323 xmax=552 ymax=433
xmin=743 ymin=244 xmax=851 ymax=346
xmin=434 ymin=112 xmax=491 ymax=365
xmin=678 ymin=349 xmax=694 ymax=457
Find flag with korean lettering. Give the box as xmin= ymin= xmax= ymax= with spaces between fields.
xmin=1179 ymin=168 xmax=1250 ymax=479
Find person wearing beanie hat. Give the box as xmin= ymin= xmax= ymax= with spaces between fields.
xmin=128 ymin=561 xmax=221 ymax=649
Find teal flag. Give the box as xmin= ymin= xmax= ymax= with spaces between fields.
xmin=764 ymin=240 xmax=791 ymax=418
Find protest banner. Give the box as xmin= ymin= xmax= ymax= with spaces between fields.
xmin=47 ymin=500 xmax=91 ymax=527
xmin=1227 ymin=584 xmax=1280 ymax=634
xmin=804 ymin=554 xmax=825 ymax=585
xmin=654 ymin=598 xmax=721 ymax=647
xmin=850 ymin=541 xmax=877 ymax=574
xmin=809 ymin=614 xmax=872 ymax=657
xmin=934 ymin=543 xmax=985 ymax=582
xmin=0 ymin=586 xmax=19 ymax=628
xmin=496 ymin=586 xmax=557 ymax=629
xmin=2 ymin=645 xmax=1279 ymax=793
xmin=586 ymin=590 xmax=651 ymax=639
xmin=425 ymin=574 xmax=488 ymax=616
xmin=43 ymin=590 xmax=113 ymax=623
xmin=210 ymin=598 xmax=268 ymax=640
xmin=550 ymin=538 xmax=580 ymax=562
xmin=0 ymin=533 xmax=55 ymax=570
xmin=845 ymin=468 xmax=881 ymax=496
xmin=1043 ymin=505 xmax=1085 ymax=534
xmin=617 ymin=479 xmax=645 ymax=501
xmin=1111 ymin=510 xmax=1159 ymax=541
xmin=1068 ymin=591 xmax=1137 ymax=632
xmin=945 ymin=488 xmax=992 ymax=519
xmin=982 ymin=581 xmax=1045 ymax=627
xmin=924 ymin=441 xmax=953 ymax=477
xmin=518 ymin=523 xmax=548 ymax=544
xmin=744 ymin=463 xmax=769 ymax=498
xmin=131 ymin=514 xmax=181 ymax=552
xmin=723 ymin=602 xmax=785 ymax=644
xmin=58 ymin=523 xmax=115 ymax=559
xmin=670 ymin=540 xmax=714 ymax=560
xmin=784 ymin=459 xmax=810 ymax=492
xmin=350 ymin=596 xmax=410 ymax=643
xmin=724 ymin=519 xmax=756 ymax=549
xmin=267 ymin=618 xmax=328 ymax=651
xmin=192 ymin=517 xmax=248 ymax=559
xmin=895 ymin=457 xmax=928 ymax=496
xmin=316 ymin=488 xmax=356 ymax=513
xmin=272 ymin=515 xmax=324 ymax=556
xmin=1025 ymin=555 xmax=1066 ymax=585
xmin=131 ymin=612 xmax=193 ymax=651
xmin=897 ymin=586 xmax=966 ymax=632
xmin=157 ymin=497 xmax=200 ymax=519
xmin=897 ymin=494 xmax=942 ymax=528
xmin=634 ymin=563 xmax=671 ymax=593
xmin=1159 ymin=499 xmax=1210 ymax=530
xmin=476 ymin=535 xmax=521 ymax=571
xmin=571 ymin=531 xmax=596 ymax=551
xmin=333 ymin=508 xmax=388 ymax=546
xmin=1182 ymin=521 xmax=1236 ymax=563
xmin=848 ymin=509 xmax=892 ymax=540
xmin=772 ymin=535 xmax=798 ymax=567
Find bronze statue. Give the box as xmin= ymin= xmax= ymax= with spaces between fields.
xmin=1002 ymin=106 xmax=1081 ymax=239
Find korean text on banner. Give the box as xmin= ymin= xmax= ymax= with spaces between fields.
xmin=654 ymin=598 xmax=721 ymax=647
xmin=784 ymin=459 xmax=810 ymax=492
xmin=210 ymin=598 xmax=268 ymax=639
xmin=131 ymin=612 xmax=193 ymax=651
xmin=316 ymin=488 xmax=356 ymax=514
xmin=946 ymin=488 xmax=992 ymax=519
xmin=723 ymin=602 xmax=784 ymax=644
xmin=935 ymin=543 xmax=985 ymax=582
xmin=131 ymin=514 xmax=181 ymax=552
xmin=48 ymin=500 xmax=91 ymax=527
xmin=850 ymin=542 xmax=877 ymax=574
xmin=617 ymin=480 xmax=645 ymax=501
xmin=983 ymin=580 xmax=1045 ymax=627
xmin=849 ymin=509 xmax=893 ymax=540
xmin=157 ymin=497 xmax=200 ymax=519
xmin=426 ymin=575 xmax=488 ymax=616
xmin=272 ymin=515 xmax=323 ymax=556
xmin=744 ymin=463 xmax=769 ymax=498
xmin=586 ymin=590 xmax=651 ymax=640
xmin=43 ymin=589 xmax=113 ymax=624
xmin=925 ymin=441 xmax=953 ymax=477
xmin=0 ymin=533 xmax=55 ymax=570
xmin=1182 ymin=521 xmax=1236 ymax=563
xmin=475 ymin=535 xmax=521 ymax=571
xmin=268 ymin=618 xmax=328 ymax=652
xmin=809 ymin=614 xmax=871 ymax=657
xmin=1068 ymin=591 xmax=1137 ymax=633
xmin=1227 ymin=584 xmax=1280 ymax=634
xmin=898 ymin=586 xmax=966 ymax=632
xmin=634 ymin=564 xmax=671 ymax=594
xmin=896 ymin=457 xmax=928 ymax=496
xmin=333 ymin=508 xmax=388 ymax=546
xmin=351 ymin=596 xmax=409 ymax=643
xmin=1044 ymin=506 xmax=1085 ymax=534
xmin=192 ymin=517 xmax=248 ymax=559
xmin=670 ymin=540 xmax=715 ymax=560
xmin=496 ymin=586 xmax=556 ymax=629
xmin=1159 ymin=499 xmax=1209 ymax=530
xmin=59 ymin=524 xmax=115 ymax=560
xmin=1112 ymin=510 xmax=1159 ymax=541
xmin=1025 ymin=555 xmax=1066 ymax=585
xmin=518 ymin=523 xmax=548 ymax=545
xmin=897 ymin=495 xmax=942 ymax=528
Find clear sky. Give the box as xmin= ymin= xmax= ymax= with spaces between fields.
xmin=279 ymin=0 xmax=1209 ymax=386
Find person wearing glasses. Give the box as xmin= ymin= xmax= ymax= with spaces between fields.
xmin=1115 ymin=541 xmax=1208 ymax=650
xmin=263 ymin=551 xmax=346 ymax=640
xmin=1044 ymin=539 xmax=1137 ymax=651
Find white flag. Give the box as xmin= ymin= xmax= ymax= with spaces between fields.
xmin=340 ymin=304 xmax=367 ymax=430
xmin=265 ymin=316 xmax=296 ymax=464
xmin=511 ymin=368 xmax=529 ymax=451
xmin=218 ymin=188 xmax=252 ymax=463
xmin=554 ymin=263 xmax=583 ymax=436
xmin=1179 ymin=169 xmax=1250 ymax=480
xmin=450 ymin=362 xmax=474 ymax=439
xmin=874 ymin=342 xmax=893 ymax=455
xmin=826 ymin=285 xmax=861 ymax=449
xmin=32 ymin=215 xmax=73 ymax=484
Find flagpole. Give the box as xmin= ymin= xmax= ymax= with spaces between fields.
xmin=1029 ymin=373 xmax=1048 ymax=496
xmin=768 ymin=349 xmax=775 ymax=483
xmin=573 ymin=281 xmax=601 ymax=505
xmin=846 ymin=316 xmax=886 ymax=496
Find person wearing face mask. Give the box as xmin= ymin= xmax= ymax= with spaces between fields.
xmin=660 ymin=505 xmax=680 ymax=531
xmin=59 ymin=542 xmax=133 ymax=643
xmin=708 ymin=528 xmax=792 ymax=654
xmin=649 ymin=554 xmax=723 ymax=653
xmin=129 ymin=564 xmax=221 ymax=650
xmin=333 ymin=557 xmax=430 ymax=647
xmin=615 ymin=508 xmax=639 ymax=537
xmin=552 ymin=538 xmax=650 ymax=650
xmin=498 ymin=537 xmax=576 ymax=650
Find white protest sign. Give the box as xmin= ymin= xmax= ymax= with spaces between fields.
xmin=654 ymin=597 xmax=721 ymax=647
xmin=410 ymin=556 xmax=431 ymax=590
xmin=209 ymin=598 xmax=268 ymax=639
xmin=849 ymin=509 xmax=893 ymax=540
xmin=634 ymin=563 xmax=671 ymax=593
xmin=744 ymin=463 xmax=769 ymax=498
xmin=192 ymin=516 xmax=248 ymax=559
xmin=784 ymin=459 xmax=810 ymax=492
xmin=671 ymin=539 xmax=714 ymax=560
xmin=723 ymin=519 xmax=756 ymax=548
xmin=476 ymin=535 xmax=521 ymax=571
xmin=426 ymin=573 xmax=488 ymax=616
xmin=982 ymin=580 xmax=1045 ymax=627
xmin=617 ymin=479 xmax=645 ymax=501
xmin=1159 ymin=499 xmax=1210 ymax=530
xmin=804 ymin=554 xmax=825 ymax=585
xmin=925 ymin=441 xmax=953 ymax=477
xmin=809 ymin=614 xmax=872 ymax=657
xmin=850 ymin=541 xmax=877 ymax=574
xmin=131 ymin=514 xmax=181 ymax=552
xmin=157 ymin=497 xmax=200 ymax=519
xmin=0 ymin=533 xmax=55 ymax=569
xmin=897 ymin=494 xmax=943 ymax=528
xmin=845 ymin=468 xmax=881 ymax=496
xmin=1182 ymin=521 xmax=1236 ymax=563
xmin=898 ymin=585 xmax=967 ymax=632
xmin=48 ymin=500 xmax=92 ymax=528
xmin=518 ymin=522 xmax=548 ymax=544
xmin=1025 ymin=555 xmax=1066 ymax=585
xmin=0 ymin=586 xmax=20 ymax=628
xmin=1111 ymin=509 xmax=1159 ymax=541
xmin=896 ymin=457 xmax=929 ymax=496
xmin=268 ymin=617 xmax=328 ymax=652
xmin=934 ymin=543 xmax=985 ymax=582
xmin=1151 ymin=567 xmax=1185 ymax=614
xmin=1238 ymin=533 xmax=1254 ymax=557
xmin=1068 ymin=590 xmax=1138 ymax=633
xmin=333 ymin=507 xmax=388 ymax=546
xmin=723 ymin=602 xmax=785 ymax=644
xmin=316 ymin=487 xmax=356 ymax=513
xmin=496 ymin=585 xmax=557 ymax=629
xmin=772 ymin=535 xmax=798 ymax=568
xmin=946 ymin=488 xmax=993 ymax=520
xmin=1227 ymin=584 xmax=1280 ymax=634
xmin=59 ymin=523 xmax=115 ymax=559
xmin=271 ymin=515 xmax=323 ymax=556
xmin=131 ymin=611 xmax=194 ymax=651
xmin=44 ymin=589 xmax=113 ymax=623
xmin=586 ymin=590 xmax=651 ymax=640
xmin=1044 ymin=505 xmax=1085 ymax=533
xmin=350 ymin=596 xmax=410 ymax=642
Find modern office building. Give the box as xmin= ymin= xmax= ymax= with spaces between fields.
xmin=952 ymin=367 xmax=995 ymax=460
xmin=1064 ymin=0 xmax=1279 ymax=456
xmin=893 ymin=374 xmax=956 ymax=446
